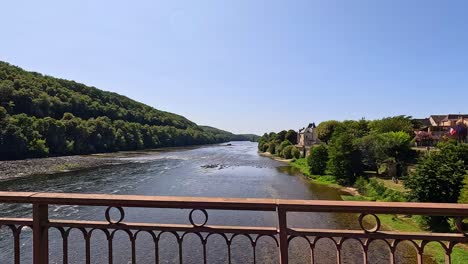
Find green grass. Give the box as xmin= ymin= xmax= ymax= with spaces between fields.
xmin=342 ymin=195 xmax=468 ymax=263
xmin=289 ymin=158 xmax=311 ymax=176
xmin=378 ymin=214 xmax=468 ymax=264
xmin=458 ymin=175 xmax=468 ymax=203
xmin=374 ymin=177 xmax=407 ymax=192
xmin=289 ymin=158 xmax=340 ymax=187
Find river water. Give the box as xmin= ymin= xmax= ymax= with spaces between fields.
xmin=0 ymin=141 xmax=420 ymax=263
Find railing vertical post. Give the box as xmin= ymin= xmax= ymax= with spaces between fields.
xmin=33 ymin=204 xmax=49 ymax=264
xmin=278 ymin=206 xmax=288 ymax=264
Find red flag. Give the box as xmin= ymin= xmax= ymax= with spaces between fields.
xmin=450 ymin=128 xmax=457 ymax=135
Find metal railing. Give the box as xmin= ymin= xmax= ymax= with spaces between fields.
xmin=0 ymin=191 xmax=466 ymax=264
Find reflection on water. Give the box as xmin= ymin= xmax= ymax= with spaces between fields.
xmin=0 ymin=142 xmax=422 ymax=263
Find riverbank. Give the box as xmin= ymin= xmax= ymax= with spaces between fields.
xmin=282 ymin=156 xmax=360 ymax=195
xmin=0 ymin=155 xmax=127 ymax=181
xmin=258 ymin=151 xmax=293 ymax=162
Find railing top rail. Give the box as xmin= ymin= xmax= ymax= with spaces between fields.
xmin=0 ymin=192 xmax=278 ymax=211
xmin=0 ymin=191 xmax=466 ymax=215
xmin=278 ymin=199 xmax=468 ymax=215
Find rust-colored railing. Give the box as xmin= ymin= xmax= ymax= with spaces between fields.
xmin=0 ymin=191 xmax=466 ymax=264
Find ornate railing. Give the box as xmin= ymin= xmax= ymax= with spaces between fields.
xmin=0 ymin=192 xmax=466 ymax=263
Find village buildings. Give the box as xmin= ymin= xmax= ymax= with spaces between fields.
xmin=415 ymin=114 xmax=468 ymax=146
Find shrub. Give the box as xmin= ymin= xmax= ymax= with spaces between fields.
xmin=277 ymin=140 xmax=292 ymax=155
xmin=281 ymin=145 xmax=294 ymax=159
xmin=28 ymin=139 xmax=49 ymax=158
xmin=291 ymin=146 xmax=301 ymax=159
xmin=405 ymin=143 xmax=465 ymax=203
xmin=307 ymin=145 xmax=328 ymax=175
xmin=354 ymin=176 xmax=368 ymax=195
xmin=267 ymin=143 xmax=276 ymax=155
xmin=355 ymin=178 xmax=405 ymax=202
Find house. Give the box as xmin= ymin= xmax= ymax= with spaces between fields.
xmin=297 ymin=123 xmax=320 ymax=147
xmin=414 ymin=114 xmax=468 ymax=146
xmin=296 ymin=123 xmax=320 ymax=155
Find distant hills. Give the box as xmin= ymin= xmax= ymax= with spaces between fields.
xmin=0 ymin=61 xmax=257 ymax=160
xmin=200 ymin=126 xmax=260 ymax=142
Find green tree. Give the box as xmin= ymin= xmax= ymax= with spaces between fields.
xmin=291 ymin=146 xmax=301 ymax=159
xmin=369 ymin=116 xmax=413 ymax=135
xmin=333 ymin=119 xmax=370 ymax=139
xmin=316 ymin=120 xmax=340 ymax=144
xmin=307 ymin=145 xmax=328 ymax=175
xmin=277 ymin=140 xmax=292 ymax=156
xmin=285 ymin=129 xmax=298 ymax=145
xmin=358 ymin=131 xmax=413 ymax=174
xmin=0 ymin=106 xmax=6 ymax=120
xmin=28 ymin=139 xmax=49 ymax=157
xmin=0 ymin=107 xmax=28 ymax=159
xmin=327 ymin=133 xmax=363 ymax=185
xmin=281 ymin=145 xmax=296 ymax=159
xmin=267 ymin=143 xmax=276 ymax=155
xmin=276 ymin=130 xmax=287 ymax=142
xmin=34 ymin=117 xmax=67 ymax=154
xmin=405 ymin=143 xmax=466 ymax=229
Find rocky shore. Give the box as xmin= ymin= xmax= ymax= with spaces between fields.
xmin=0 ymin=155 xmax=127 ymax=181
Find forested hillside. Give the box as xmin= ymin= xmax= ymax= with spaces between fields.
xmin=200 ymin=126 xmax=260 ymax=142
xmin=0 ymin=61 xmax=252 ymax=160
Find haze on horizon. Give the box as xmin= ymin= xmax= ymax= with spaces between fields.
xmin=1 ymin=0 xmax=467 ymax=135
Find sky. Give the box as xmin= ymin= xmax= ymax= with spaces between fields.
xmin=1 ymin=0 xmax=468 ymax=135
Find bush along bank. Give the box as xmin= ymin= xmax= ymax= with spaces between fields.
xmin=257 ymin=130 xmax=301 ymax=159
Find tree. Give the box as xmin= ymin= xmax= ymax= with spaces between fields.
xmin=369 ymin=116 xmax=413 ymax=135
xmin=378 ymin=132 xmax=413 ymax=162
xmin=285 ymin=129 xmax=298 ymax=144
xmin=281 ymin=145 xmax=299 ymax=159
xmin=358 ymin=131 xmax=413 ymax=176
xmin=307 ymin=145 xmax=328 ymax=175
xmin=0 ymin=107 xmax=28 ymax=159
xmin=34 ymin=117 xmax=67 ymax=154
xmin=404 ymin=143 xmax=466 ymax=229
xmin=327 ymin=133 xmax=363 ymax=185
xmin=277 ymin=140 xmax=292 ymax=156
xmin=0 ymin=106 xmax=6 ymax=120
xmin=335 ymin=119 xmax=370 ymax=138
xmin=28 ymin=139 xmax=49 ymax=157
xmin=276 ymin=130 xmax=287 ymax=142
xmin=267 ymin=143 xmax=276 ymax=155
xmin=316 ymin=120 xmax=340 ymax=144
xmin=357 ymin=134 xmax=380 ymax=172
xmin=291 ymin=146 xmax=301 ymax=159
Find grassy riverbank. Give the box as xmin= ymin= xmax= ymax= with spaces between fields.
xmin=289 ymin=157 xmax=468 ymax=264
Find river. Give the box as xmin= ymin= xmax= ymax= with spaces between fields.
xmin=0 ymin=141 xmax=420 ymax=263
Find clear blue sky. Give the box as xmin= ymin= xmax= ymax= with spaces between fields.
xmin=1 ymin=1 xmax=467 ymax=135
